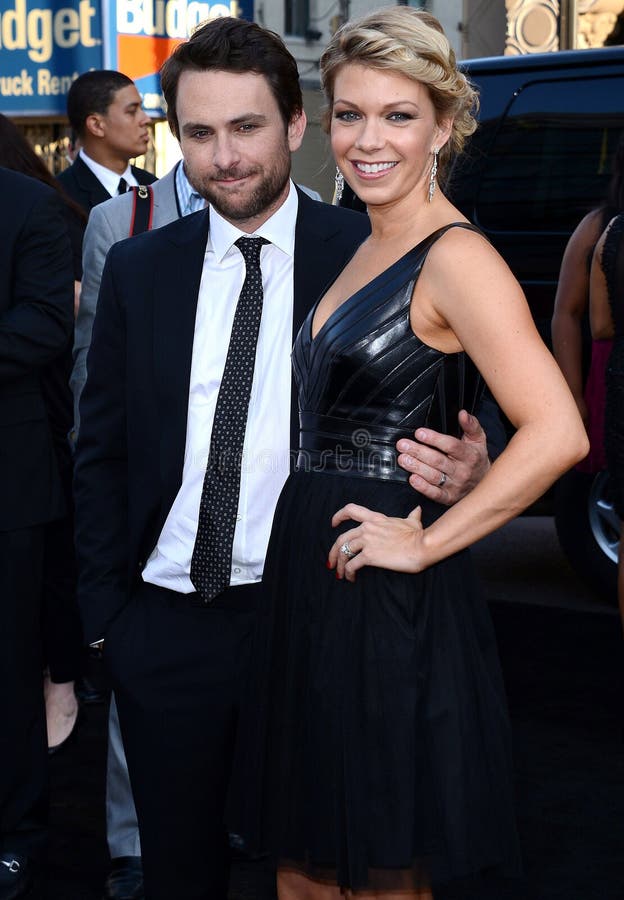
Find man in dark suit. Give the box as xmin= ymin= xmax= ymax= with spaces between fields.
xmin=74 ymin=17 xmax=492 ymax=900
xmin=0 ymin=168 xmax=74 ymax=899
xmin=58 ymin=70 xmax=156 ymax=231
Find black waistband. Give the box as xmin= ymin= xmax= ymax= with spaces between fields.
xmin=296 ymin=412 xmax=410 ymax=484
xmin=137 ymin=579 xmax=262 ymax=610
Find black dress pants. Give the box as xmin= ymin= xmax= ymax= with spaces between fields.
xmin=0 ymin=526 xmax=48 ymax=859
xmin=106 ymin=580 xmax=259 ymax=900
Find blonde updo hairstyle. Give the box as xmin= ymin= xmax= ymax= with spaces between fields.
xmin=320 ymin=6 xmax=479 ymax=180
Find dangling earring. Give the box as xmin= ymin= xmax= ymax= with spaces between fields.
xmin=334 ymin=167 xmax=344 ymax=205
xmin=428 ymin=148 xmax=439 ymax=203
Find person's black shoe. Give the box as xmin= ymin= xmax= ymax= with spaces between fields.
xmin=0 ymin=853 xmax=33 ymax=899
xmin=102 ymin=856 xmax=144 ymax=900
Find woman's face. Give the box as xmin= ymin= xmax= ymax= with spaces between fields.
xmin=330 ymin=63 xmax=452 ymax=208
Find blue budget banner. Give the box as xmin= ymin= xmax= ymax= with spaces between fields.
xmin=0 ymin=1 xmax=104 ymax=115
xmin=0 ymin=0 xmax=253 ymax=117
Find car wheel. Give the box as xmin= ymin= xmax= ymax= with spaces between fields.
xmin=554 ymin=468 xmax=618 ymax=604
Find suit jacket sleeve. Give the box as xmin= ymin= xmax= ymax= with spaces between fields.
xmin=72 ymin=202 xmax=125 ymax=435
xmin=74 ymin=245 xmax=130 ymax=643
xmin=0 ymin=189 xmax=73 ymax=381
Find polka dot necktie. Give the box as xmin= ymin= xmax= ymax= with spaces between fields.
xmin=190 ymin=236 xmax=269 ymax=603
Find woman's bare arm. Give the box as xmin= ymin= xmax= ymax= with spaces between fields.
xmin=330 ymin=229 xmax=589 ymax=578
xmin=551 ymin=209 xmax=603 ymax=422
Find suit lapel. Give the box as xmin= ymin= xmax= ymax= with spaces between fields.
xmin=73 ymin=156 xmax=110 ymax=208
xmin=153 ymin=209 xmax=210 ymax=507
xmin=293 ymin=191 xmax=338 ymax=339
xmin=150 ymin=167 xmax=179 ymax=228
xmin=131 ymin=165 xmax=157 ymax=186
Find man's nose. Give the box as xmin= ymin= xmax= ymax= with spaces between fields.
xmin=213 ymin=134 xmax=240 ymax=171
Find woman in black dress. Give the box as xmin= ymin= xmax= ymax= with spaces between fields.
xmin=230 ymin=9 xmax=588 ymax=898
xmin=590 ymin=213 xmax=624 ymax=628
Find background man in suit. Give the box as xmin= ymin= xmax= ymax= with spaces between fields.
xmin=58 ymin=70 xmax=156 ymax=238
xmin=0 ymin=168 xmax=74 ymax=899
xmin=73 ymin=17 xmax=493 ymax=899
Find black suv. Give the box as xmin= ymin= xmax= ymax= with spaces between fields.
xmin=450 ymin=46 xmax=624 ymax=600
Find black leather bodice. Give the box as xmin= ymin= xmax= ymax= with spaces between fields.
xmin=294 ymin=223 xmax=483 ymax=482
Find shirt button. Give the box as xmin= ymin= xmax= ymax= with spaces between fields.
xmin=233 ymin=567 xmax=241 ymax=575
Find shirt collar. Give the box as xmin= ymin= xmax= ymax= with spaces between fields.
xmin=208 ymin=180 xmax=299 ymax=263
xmin=79 ymin=148 xmax=133 ymax=197
xmin=176 ymin=161 xmax=206 ymax=216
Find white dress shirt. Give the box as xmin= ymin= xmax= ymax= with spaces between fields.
xmin=79 ymin=148 xmax=139 ymax=196
xmin=142 ymin=182 xmax=298 ymax=592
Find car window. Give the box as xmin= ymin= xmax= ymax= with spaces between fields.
xmin=474 ymin=75 xmax=624 ymax=232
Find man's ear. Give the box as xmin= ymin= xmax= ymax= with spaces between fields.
xmin=84 ymin=113 xmax=106 ymax=139
xmin=288 ymin=109 xmax=307 ymax=153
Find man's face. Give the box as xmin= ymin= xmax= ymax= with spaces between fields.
xmin=176 ymin=69 xmax=306 ymax=232
xmin=96 ymin=84 xmax=151 ymax=162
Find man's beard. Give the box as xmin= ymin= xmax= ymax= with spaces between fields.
xmin=189 ymin=148 xmax=291 ymax=223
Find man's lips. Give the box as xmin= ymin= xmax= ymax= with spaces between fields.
xmin=212 ymin=171 xmax=256 ymax=184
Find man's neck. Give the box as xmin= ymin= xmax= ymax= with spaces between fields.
xmin=79 ymin=142 xmax=130 ymax=175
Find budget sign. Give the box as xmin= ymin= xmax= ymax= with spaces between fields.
xmin=0 ymin=0 xmax=103 ymax=114
xmin=0 ymin=0 xmax=252 ymax=116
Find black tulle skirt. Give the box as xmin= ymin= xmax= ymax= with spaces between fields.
xmin=228 ymin=469 xmax=521 ymax=892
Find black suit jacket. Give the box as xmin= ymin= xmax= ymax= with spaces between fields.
xmin=57 ymin=156 xmax=157 ymax=280
xmin=74 ymin=189 xmax=370 ymax=642
xmin=57 ymin=155 xmax=157 ymax=216
xmin=0 ymin=168 xmax=74 ymax=531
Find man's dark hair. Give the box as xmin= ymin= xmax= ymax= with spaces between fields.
xmin=67 ymin=70 xmax=135 ymax=137
xmin=160 ymin=17 xmax=303 ymax=139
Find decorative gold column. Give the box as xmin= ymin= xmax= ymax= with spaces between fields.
xmin=577 ymin=0 xmax=624 ymax=47
xmin=505 ymin=0 xmax=624 ymax=53
xmin=505 ymin=0 xmax=561 ymax=54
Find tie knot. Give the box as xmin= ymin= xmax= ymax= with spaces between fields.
xmin=118 ymin=177 xmax=128 ymax=195
xmin=235 ymin=236 xmax=269 ymax=267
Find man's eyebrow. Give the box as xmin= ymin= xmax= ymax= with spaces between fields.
xmin=230 ymin=113 xmax=268 ymax=125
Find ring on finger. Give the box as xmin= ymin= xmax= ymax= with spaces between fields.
xmin=340 ymin=541 xmax=356 ymax=559
xmin=437 ymin=472 xmax=447 ymax=487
